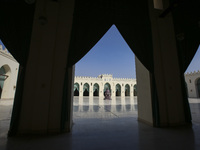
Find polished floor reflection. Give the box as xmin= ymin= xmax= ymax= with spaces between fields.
xmin=73 ymin=96 xmax=200 ymax=124
xmin=0 ymin=98 xmax=200 ymax=150
xmin=73 ymin=96 xmax=138 ymax=119
xmin=188 ymin=98 xmax=200 ymax=124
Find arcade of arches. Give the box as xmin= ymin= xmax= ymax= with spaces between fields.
xmin=74 ymin=74 xmax=136 ymax=97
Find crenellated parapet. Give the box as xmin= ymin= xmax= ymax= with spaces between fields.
xmin=185 ymin=70 xmax=200 ymax=76
xmin=75 ymin=76 xmax=102 ymax=81
xmin=0 ymin=45 xmax=10 ymax=54
xmin=98 ymin=74 xmax=113 ymax=78
xmin=113 ymin=77 xmax=135 ymax=82
xmin=74 ymin=74 xmax=137 ymax=97
xmin=75 ymin=74 xmax=136 ymax=83
xmin=0 ymin=44 xmax=17 ymax=62
xmin=184 ymin=70 xmax=200 ymax=98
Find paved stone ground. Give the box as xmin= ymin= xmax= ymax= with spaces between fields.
xmin=0 ymin=97 xmax=200 ymax=150
xmin=73 ymin=96 xmax=138 ymax=119
xmin=73 ymin=96 xmax=200 ymax=124
xmin=0 ymin=97 xmax=200 ymax=128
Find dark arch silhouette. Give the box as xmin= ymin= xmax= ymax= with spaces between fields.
xmin=134 ymin=84 xmax=137 ymax=96
xmin=116 ymin=84 xmax=121 ymax=96
xmin=93 ymin=83 xmax=99 ymax=96
xmin=93 ymin=89 xmax=98 ymax=96
xmin=74 ymin=88 xmax=79 ymax=96
xmin=74 ymin=83 xmax=79 ymax=96
xmin=83 ymin=89 xmax=89 ymax=96
xmin=125 ymin=84 xmax=130 ymax=96
xmin=83 ymin=83 xmax=90 ymax=96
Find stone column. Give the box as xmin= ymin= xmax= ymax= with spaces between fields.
xmin=121 ymin=84 xmax=125 ymax=97
xmin=148 ymin=0 xmax=190 ymax=126
xmin=79 ymin=84 xmax=83 ymax=97
xmin=99 ymin=82 xmax=104 ymax=97
xmin=15 ymin=0 xmax=75 ymax=135
xmin=90 ymin=84 xmax=93 ymax=98
xmin=135 ymin=57 xmax=153 ymax=125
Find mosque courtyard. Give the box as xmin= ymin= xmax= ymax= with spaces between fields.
xmin=0 ymin=97 xmax=200 ymax=150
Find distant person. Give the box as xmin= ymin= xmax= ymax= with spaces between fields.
xmin=104 ymin=89 xmax=111 ymax=100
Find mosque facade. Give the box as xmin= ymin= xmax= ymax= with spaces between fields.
xmin=0 ymin=43 xmax=200 ymax=99
xmin=74 ymin=71 xmax=200 ymax=98
xmin=0 ymin=44 xmax=19 ymax=99
xmin=74 ymin=74 xmax=137 ymax=97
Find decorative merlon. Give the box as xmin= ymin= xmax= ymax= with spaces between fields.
xmin=0 ymin=44 xmax=17 ymax=62
xmin=185 ymin=70 xmax=200 ymax=76
xmin=75 ymin=74 xmax=136 ymax=81
xmin=0 ymin=45 xmax=10 ymax=54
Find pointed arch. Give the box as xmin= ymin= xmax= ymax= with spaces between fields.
xmin=93 ymin=83 xmax=99 ymax=96
xmin=116 ymin=84 xmax=121 ymax=96
xmin=125 ymin=84 xmax=130 ymax=96
xmin=74 ymin=83 xmax=79 ymax=96
xmin=83 ymin=83 xmax=89 ymax=96
xmin=104 ymin=82 xmax=111 ymax=96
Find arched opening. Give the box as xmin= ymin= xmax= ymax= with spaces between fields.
xmin=74 ymin=83 xmax=79 ymax=96
xmin=125 ymin=84 xmax=130 ymax=96
xmin=196 ymin=78 xmax=200 ymax=98
xmin=83 ymin=83 xmax=89 ymax=96
xmin=185 ymin=44 xmax=200 ymax=98
xmin=93 ymin=83 xmax=99 ymax=96
xmin=72 ymin=24 xmax=143 ymax=133
xmin=0 ymin=65 xmax=11 ymax=99
xmin=134 ymin=84 xmax=137 ymax=96
xmin=115 ymin=84 xmax=121 ymax=96
xmin=104 ymin=83 xmax=111 ymax=96
xmin=185 ymin=44 xmax=200 ymax=124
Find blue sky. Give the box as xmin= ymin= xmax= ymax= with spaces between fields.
xmin=75 ymin=25 xmax=135 ymax=78
xmin=75 ymin=25 xmax=200 ymax=78
xmin=186 ymin=45 xmax=200 ymax=73
xmin=0 ymin=25 xmax=199 ymax=78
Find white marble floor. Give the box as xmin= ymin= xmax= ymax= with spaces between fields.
xmin=73 ymin=96 xmax=138 ymax=119
xmin=0 ymin=97 xmax=200 ymax=150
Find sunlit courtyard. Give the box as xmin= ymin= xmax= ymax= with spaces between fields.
xmin=1 ymin=97 xmax=200 ymax=150
xmin=71 ymin=96 xmax=200 ymax=124
xmin=1 ymin=97 xmax=200 ymax=127
xmin=73 ymin=96 xmax=138 ymax=120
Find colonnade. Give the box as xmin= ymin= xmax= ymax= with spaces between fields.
xmin=74 ymin=82 xmax=137 ymax=97
xmin=74 ymin=74 xmax=137 ymax=97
